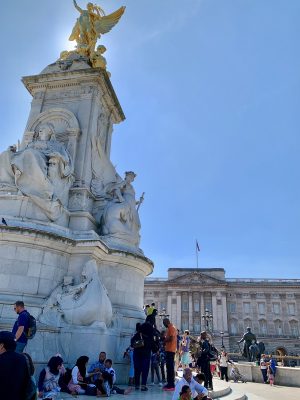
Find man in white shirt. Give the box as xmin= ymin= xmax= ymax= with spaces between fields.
xmin=172 ymin=368 xmax=208 ymax=400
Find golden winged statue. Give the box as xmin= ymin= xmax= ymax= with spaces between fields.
xmin=69 ymin=0 xmax=125 ymax=59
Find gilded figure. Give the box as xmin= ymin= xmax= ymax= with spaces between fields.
xmin=69 ymin=0 xmax=125 ymax=57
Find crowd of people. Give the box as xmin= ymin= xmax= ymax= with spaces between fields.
xmin=0 ymin=301 xmax=279 ymax=399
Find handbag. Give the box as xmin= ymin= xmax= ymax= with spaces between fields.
xmin=132 ymin=333 xmax=144 ymax=349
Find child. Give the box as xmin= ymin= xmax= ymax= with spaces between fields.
xmin=123 ymin=347 xmax=134 ymax=386
xmin=103 ymin=359 xmax=132 ymax=396
xmin=150 ymin=351 xmax=162 ymax=385
xmin=179 ymin=385 xmax=192 ymax=400
xmin=267 ymin=365 xmax=274 ymax=386
xmin=218 ymin=350 xmax=232 ymax=382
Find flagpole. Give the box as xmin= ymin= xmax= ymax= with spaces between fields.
xmin=196 ymin=240 xmax=199 ymax=268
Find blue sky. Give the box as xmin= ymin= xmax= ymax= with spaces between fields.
xmin=1 ymin=1 xmax=300 ymax=278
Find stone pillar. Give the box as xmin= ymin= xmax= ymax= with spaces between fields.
xmin=167 ymin=291 xmax=172 ymax=319
xmin=212 ymin=293 xmax=218 ymax=332
xmin=221 ymin=292 xmax=228 ymax=332
xmin=200 ymin=293 xmax=205 ymax=331
xmin=176 ymin=292 xmax=182 ymax=330
xmin=189 ymin=292 xmax=193 ymax=331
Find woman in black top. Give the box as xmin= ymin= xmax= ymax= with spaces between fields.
xmin=131 ymin=322 xmax=154 ymax=392
xmin=197 ymin=331 xmax=213 ymax=390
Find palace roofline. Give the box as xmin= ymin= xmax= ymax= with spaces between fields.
xmin=145 ymin=277 xmax=300 ymax=284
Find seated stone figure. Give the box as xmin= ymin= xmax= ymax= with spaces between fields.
xmin=10 ymin=123 xmax=73 ymax=220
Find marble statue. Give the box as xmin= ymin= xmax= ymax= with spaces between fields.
xmin=0 ymin=145 xmax=17 ymax=189
xmin=91 ymin=136 xmax=124 ymax=201
xmin=10 ymin=123 xmax=73 ymax=220
xmin=69 ymin=0 xmax=125 ymax=60
xmin=40 ymin=260 xmax=113 ymax=328
xmin=101 ymin=171 xmax=144 ymax=247
xmin=238 ymin=327 xmax=257 ymax=361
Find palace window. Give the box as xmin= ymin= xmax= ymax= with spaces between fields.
xmin=182 ymin=300 xmax=189 ymax=312
xmin=228 ymin=302 xmax=236 ymax=313
xmin=259 ymin=319 xmax=267 ymax=335
xmin=289 ymin=320 xmax=299 ymax=337
xmin=288 ymin=303 xmax=296 ymax=316
xmin=243 ymin=302 xmax=251 ymax=314
xmin=244 ymin=319 xmax=252 ymax=331
xmin=194 ymin=320 xmax=201 ymax=333
xmin=194 ymin=300 xmax=200 ymax=312
xmin=273 ymin=303 xmax=280 ymax=315
xmin=258 ymin=303 xmax=265 ymax=315
xmin=274 ymin=320 xmax=283 ymax=335
xmin=229 ymin=320 xmax=238 ymax=335
xmin=182 ymin=320 xmax=189 ymax=331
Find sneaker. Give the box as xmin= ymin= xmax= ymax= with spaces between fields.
xmin=149 ymin=382 xmax=155 ymax=386
xmin=158 ymin=382 xmax=163 ymax=387
xmin=163 ymin=386 xmax=175 ymax=391
xmin=141 ymin=386 xmax=148 ymax=391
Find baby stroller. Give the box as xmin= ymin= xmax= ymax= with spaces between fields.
xmin=230 ymin=364 xmax=246 ymax=383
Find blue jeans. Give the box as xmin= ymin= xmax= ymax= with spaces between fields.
xmin=15 ymin=341 xmax=26 ymax=353
xmin=261 ymin=368 xmax=268 ymax=383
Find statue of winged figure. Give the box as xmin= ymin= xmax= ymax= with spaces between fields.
xmin=69 ymin=0 xmax=125 ymax=57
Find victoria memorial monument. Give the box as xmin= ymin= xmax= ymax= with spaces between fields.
xmin=0 ymin=1 xmax=153 ymax=375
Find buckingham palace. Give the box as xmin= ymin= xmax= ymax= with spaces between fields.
xmin=144 ymin=268 xmax=300 ymax=357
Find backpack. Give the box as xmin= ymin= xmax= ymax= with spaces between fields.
xmin=26 ymin=314 xmax=37 ymax=339
xmin=208 ymin=344 xmax=218 ymax=361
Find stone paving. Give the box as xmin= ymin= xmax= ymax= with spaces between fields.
xmin=54 ymin=377 xmax=300 ymax=400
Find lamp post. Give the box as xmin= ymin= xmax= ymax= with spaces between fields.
xmin=220 ymin=331 xmax=224 ymax=348
xmin=202 ymin=309 xmax=213 ymax=332
xmin=158 ymin=308 xmax=169 ymax=329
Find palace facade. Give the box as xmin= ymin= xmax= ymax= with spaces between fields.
xmin=144 ymin=268 xmax=300 ymax=357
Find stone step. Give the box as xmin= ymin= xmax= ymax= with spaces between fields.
xmin=213 ymin=388 xmax=246 ymax=400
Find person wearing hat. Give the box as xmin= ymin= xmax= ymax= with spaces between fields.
xmin=0 ymin=331 xmax=30 ymax=399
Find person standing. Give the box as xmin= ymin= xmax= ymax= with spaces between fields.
xmin=181 ymin=330 xmax=191 ymax=368
xmin=260 ymin=354 xmax=268 ymax=383
xmin=131 ymin=322 xmax=154 ymax=391
xmin=218 ymin=350 xmax=231 ymax=382
xmin=162 ymin=318 xmax=177 ymax=391
xmin=197 ymin=331 xmax=213 ymax=390
xmin=12 ymin=301 xmax=30 ymax=353
xmin=0 ymin=331 xmax=30 ymax=400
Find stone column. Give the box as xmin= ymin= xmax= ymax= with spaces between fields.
xmin=189 ymin=292 xmax=193 ymax=331
xmin=200 ymin=293 xmax=205 ymax=331
xmin=212 ymin=293 xmax=218 ymax=332
xmin=167 ymin=291 xmax=172 ymax=319
xmin=221 ymin=292 xmax=228 ymax=332
xmin=176 ymin=292 xmax=182 ymax=330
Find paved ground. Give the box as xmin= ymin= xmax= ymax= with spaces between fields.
xmin=242 ymin=381 xmax=300 ymax=400
xmin=57 ymin=378 xmax=299 ymax=400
